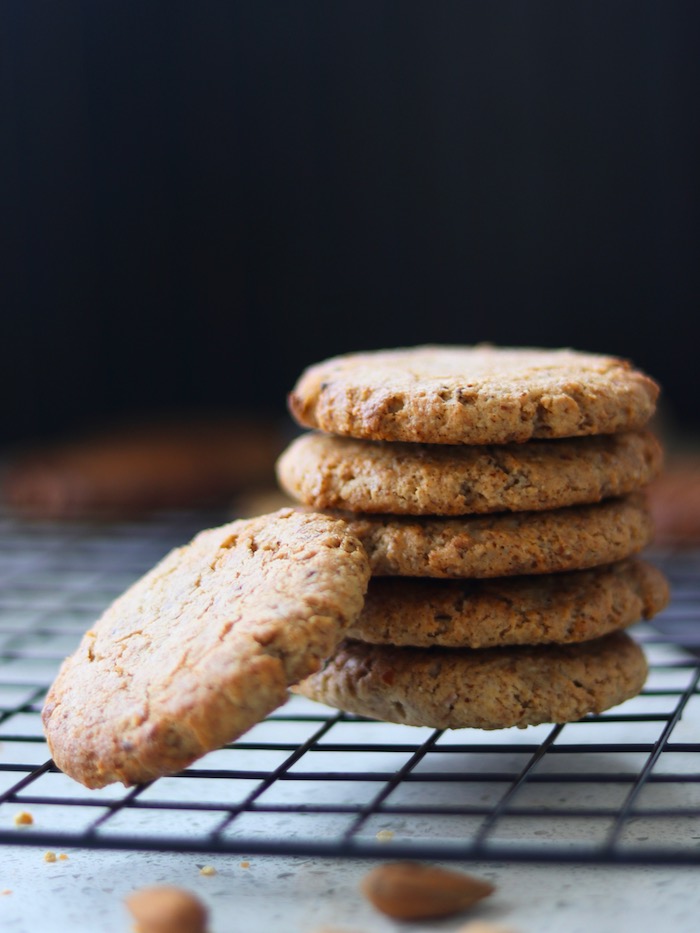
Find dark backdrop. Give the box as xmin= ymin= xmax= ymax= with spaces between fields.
xmin=2 ymin=2 xmax=699 ymax=446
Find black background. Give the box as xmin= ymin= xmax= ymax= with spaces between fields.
xmin=2 ymin=2 xmax=699 ymax=447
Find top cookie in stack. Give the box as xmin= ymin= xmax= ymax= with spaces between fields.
xmin=278 ymin=345 xmax=668 ymax=730
xmin=286 ymin=345 xmax=658 ymax=445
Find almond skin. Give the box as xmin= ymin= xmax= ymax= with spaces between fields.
xmin=360 ymin=861 xmax=495 ymax=920
xmin=125 ymin=886 xmax=208 ymax=933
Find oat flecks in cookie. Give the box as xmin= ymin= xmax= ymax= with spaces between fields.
xmin=41 ymin=509 xmax=370 ymax=789
xmin=277 ymin=430 xmax=662 ymax=515
xmin=288 ymin=345 xmax=659 ymax=445
xmin=348 ymin=559 xmax=669 ymax=648
xmin=330 ymin=493 xmax=654 ymax=578
xmin=294 ymin=632 xmax=648 ymax=730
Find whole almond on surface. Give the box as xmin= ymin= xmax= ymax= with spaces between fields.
xmin=360 ymin=861 xmax=495 ymax=920
xmin=125 ymin=885 xmax=208 ymax=933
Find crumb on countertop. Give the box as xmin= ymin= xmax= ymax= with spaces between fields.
xmin=198 ymin=865 xmax=216 ymax=876
xmin=43 ymin=851 xmax=57 ymax=863
xmin=13 ymin=811 xmax=34 ymax=827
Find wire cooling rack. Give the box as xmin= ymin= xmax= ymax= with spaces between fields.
xmin=0 ymin=505 xmax=699 ymax=865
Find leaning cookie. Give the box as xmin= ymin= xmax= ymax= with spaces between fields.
xmin=289 ymin=345 xmax=659 ymax=445
xmin=347 ymin=559 xmax=669 ymax=649
xmin=327 ymin=493 xmax=654 ymax=578
xmin=294 ymin=632 xmax=648 ymax=730
xmin=277 ymin=430 xmax=662 ymax=515
xmin=42 ymin=509 xmax=370 ymax=788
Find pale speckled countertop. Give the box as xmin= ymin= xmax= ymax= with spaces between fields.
xmin=2 ymin=846 xmax=700 ymax=933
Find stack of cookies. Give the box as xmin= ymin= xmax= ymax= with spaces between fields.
xmin=41 ymin=343 xmax=669 ymax=791
xmin=277 ymin=345 xmax=669 ymax=730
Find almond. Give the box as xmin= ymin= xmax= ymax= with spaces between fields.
xmin=360 ymin=861 xmax=494 ymax=920
xmin=125 ymin=886 xmax=208 ymax=933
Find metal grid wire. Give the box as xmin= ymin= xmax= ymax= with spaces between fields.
xmin=0 ymin=506 xmax=699 ymax=865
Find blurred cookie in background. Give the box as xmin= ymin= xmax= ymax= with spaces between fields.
xmin=233 ymin=486 xmax=295 ymax=519
xmin=1 ymin=416 xmax=286 ymax=519
xmin=648 ymin=455 xmax=700 ymax=546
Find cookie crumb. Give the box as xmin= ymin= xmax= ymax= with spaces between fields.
xmin=1 ymin=890 xmax=12 ymax=896
xmin=125 ymin=886 xmax=208 ymax=933
xmin=59 ymin=853 xmax=69 ymax=861
xmin=239 ymin=860 xmax=250 ymax=869
xmin=13 ymin=811 xmax=33 ymax=826
xmin=375 ymin=829 xmax=394 ymax=842
xmin=44 ymin=851 xmax=57 ymax=863
xmin=198 ymin=865 xmax=216 ymax=876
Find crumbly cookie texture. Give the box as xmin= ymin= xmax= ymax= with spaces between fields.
xmin=294 ymin=632 xmax=648 ymax=729
xmin=347 ymin=559 xmax=669 ymax=648
xmin=327 ymin=493 xmax=653 ymax=578
xmin=42 ymin=509 xmax=370 ymax=788
xmin=277 ymin=430 xmax=662 ymax=515
xmin=288 ymin=346 xmax=659 ymax=445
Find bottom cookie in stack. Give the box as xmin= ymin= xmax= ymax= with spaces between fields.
xmin=293 ymin=557 xmax=669 ymax=730
xmin=293 ymin=632 xmax=648 ymax=730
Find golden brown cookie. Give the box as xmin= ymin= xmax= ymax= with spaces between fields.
xmin=347 ymin=559 xmax=669 ymax=649
xmin=277 ymin=430 xmax=662 ymax=515
xmin=294 ymin=632 xmax=648 ymax=729
xmin=329 ymin=493 xmax=654 ymax=578
xmin=42 ymin=509 xmax=370 ymax=788
xmin=288 ymin=346 xmax=659 ymax=445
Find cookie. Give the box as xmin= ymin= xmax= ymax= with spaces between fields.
xmin=347 ymin=559 xmax=669 ymax=649
xmin=294 ymin=632 xmax=648 ymax=729
xmin=647 ymin=456 xmax=700 ymax=545
xmin=4 ymin=417 xmax=286 ymax=519
xmin=42 ymin=509 xmax=370 ymax=788
xmin=277 ymin=430 xmax=662 ymax=515
xmin=328 ymin=493 xmax=653 ymax=578
xmin=288 ymin=345 xmax=659 ymax=445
